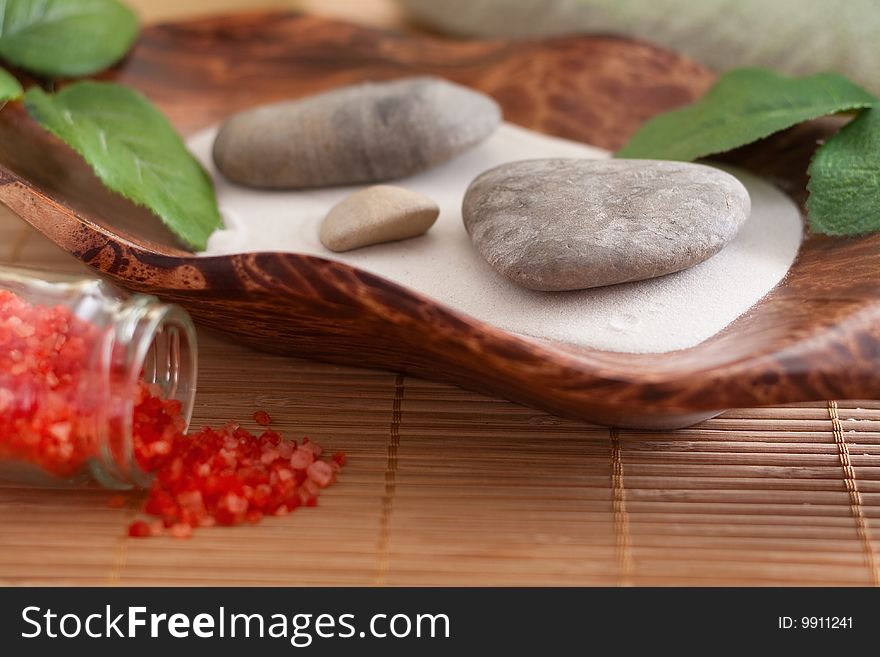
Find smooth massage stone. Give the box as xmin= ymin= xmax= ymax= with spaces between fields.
xmin=462 ymin=159 xmax=750 ymax=291
xmin=319 ymin=185 xmax=440 ymax=252
xmin=213 ymin=77 xmax=502 ymax=189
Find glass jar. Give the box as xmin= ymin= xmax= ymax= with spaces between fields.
xmin=0 ymin=266 xmax=197 ymax=489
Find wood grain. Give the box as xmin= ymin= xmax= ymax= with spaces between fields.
xmin=0 ymin=11 xmax=878 ymax=431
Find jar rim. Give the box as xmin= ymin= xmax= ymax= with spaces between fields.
xmin=91 ymin=295 xmax=198 ymax=489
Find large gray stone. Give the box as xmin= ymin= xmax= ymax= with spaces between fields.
xmin=213 ymin=77 xmax=501 ymax=189
xmin=462 ymin=159 xmax=750 ymax=291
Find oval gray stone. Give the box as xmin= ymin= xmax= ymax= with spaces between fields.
xmin=319 ymin=185 xmax=440 ymax=252
xmin=213 ymin=77 xmax=501 ymax=189
xmin=462 ymin=159 xmax=751 ymax=291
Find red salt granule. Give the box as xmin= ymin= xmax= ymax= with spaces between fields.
xmin=252 ymin=410 xmax=271 ymax=426
xmin=128 ymin=520 xmax=151 ymax=538
xmin=107 ymin=495 xmax=127 ymax=509
xmin=168 ymin=523 xmax=193 ymax=539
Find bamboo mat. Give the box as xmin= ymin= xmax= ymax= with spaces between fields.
xmin=1 ymin=205 xmax=879 ymax=586
xmin=1 ymin=0 xmax=879 ymax=587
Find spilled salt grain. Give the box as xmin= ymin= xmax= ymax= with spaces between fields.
xmin=190 ymin=122 xmax=802 ymax=354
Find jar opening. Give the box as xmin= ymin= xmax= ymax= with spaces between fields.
xmin=92 ymin=299 xmax=198 ymax=489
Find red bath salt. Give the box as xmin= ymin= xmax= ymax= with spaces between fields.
xmin=0 ymin=288 xmax=344 ymax=539
xmin=0 ymin=290 xmax=106 ymax=478
xmin=123 ymin=357 xmax=344 ymax=538
xmin=128 ymin=408 xmax=344 ymax=538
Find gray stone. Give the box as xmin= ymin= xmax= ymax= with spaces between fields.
xmin=319 ymin=185 xmax=440 ymax=252
xmin=462 ymin=159 xmax=750 ymax=291
xmin=213 ymin=77 xmax=501 ymax=189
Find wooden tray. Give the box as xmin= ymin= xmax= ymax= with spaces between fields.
xmin=1 ymin=11 xmax=879 ymax=429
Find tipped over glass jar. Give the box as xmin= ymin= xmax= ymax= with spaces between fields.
xmin=0 ymin=266 xmax=197 ymax=488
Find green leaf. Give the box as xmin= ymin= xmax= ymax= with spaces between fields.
xmin=807 ymin=108 xmax=880 ymax=235
xmin=616 ymin=68 xmax=876 ymax=161
xmin=0 ymin=66 xmax=21 ymax=102
xmin=0 ymin=0 xmax=138 ymax=77
xmin=24 ymin=82 xmax=221 ymax=250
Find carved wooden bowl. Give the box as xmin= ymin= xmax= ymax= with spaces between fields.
xmin=1 ymin=12 xmax=878 ymax=428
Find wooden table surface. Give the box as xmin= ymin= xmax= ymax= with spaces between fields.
xmin=0 ymin=0 xmax=878 ymax=587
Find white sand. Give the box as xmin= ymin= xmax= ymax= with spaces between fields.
xmin=191 ymin=122 xmax=802 ymax=353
